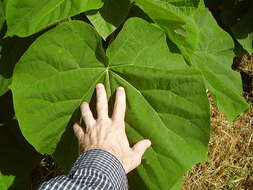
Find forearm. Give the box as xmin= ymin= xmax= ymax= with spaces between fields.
xmin=38 ymin=149 xmax=128 ymax=190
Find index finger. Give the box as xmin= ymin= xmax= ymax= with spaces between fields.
xmin=112 ymin=86 xmax=126 ymax=122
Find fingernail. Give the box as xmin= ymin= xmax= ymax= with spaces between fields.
xmin=81 ymin=102 xmax=89 ymax=107
xmin=118 ymin=86 xmax=124 ymax=91
xmin=96 ymin=83 xmax=103 ymax=88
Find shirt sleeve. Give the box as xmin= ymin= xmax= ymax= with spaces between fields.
xmin=38 ymin=149 xmax=128 ymax=190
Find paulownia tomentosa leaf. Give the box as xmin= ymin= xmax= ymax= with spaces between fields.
xmin=135 ymin=0 xmax=249 ymax=121
xmin=11 ymin=18 xmax=210 ymax=189
xmin=87 ymin=0 xmax=131 ymax=40
xmin=5 ymin=0 xmax=103 ymax=37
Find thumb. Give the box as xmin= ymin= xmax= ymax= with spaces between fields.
xmin=73 ymin=123 xmax=85 ymax=141
xmin=132 ymin=139 xmax=151 ymax=158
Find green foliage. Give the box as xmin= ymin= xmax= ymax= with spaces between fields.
xmin=222 ymin=0 xmax=253 ymax=53
xmin=5 ymin=0 xmax=103 ymax=37
xmin=190 ymin=9 xmax=249 ymax=121
xmin=11 ymin=19 xmax=210 ymax=189
xmin=0 ymin=1 xmax=5 ymax=30
xmin=207 ymin=0 xmax=253 ymax=53
xmin=0 ymin=172 xmax=15 ymax=190
xmin=0 ymin=37 xmax=35 ymax=96
xmin=87 ymin=0 xmax=131 ymax=40
xmin=0 ymin=0 xmax=250 ymax=189
xmin=0 ymin=121 xmax=42 ymax=190
xmin=134 ymin=0 xmax=249 ymax=121
xmin=232 ymin=7 xmax=253 ymax=53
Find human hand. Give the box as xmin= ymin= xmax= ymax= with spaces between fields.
xmin=73 ymin=83 xmax=151 ymax=173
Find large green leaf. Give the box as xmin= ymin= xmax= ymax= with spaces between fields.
xmin=5 ymin=0 xmax=103 ymax=37
xmin=11 ymin=18 xmax=210 ymax=189
xmin=87 ymin=0 xmax=131 ymax=40
xmin=135 ymin=0 xmax=249 ymax=120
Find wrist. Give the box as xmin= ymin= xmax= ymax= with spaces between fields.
xmin=69 ymin=149 xmax=128 ymax=189
xmin=84 ymin=145 xmax=126 ymax=171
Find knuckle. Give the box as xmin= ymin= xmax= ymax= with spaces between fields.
xmin=113 ymin=120 xmax=124 ymax=127
xmin=82 ymin=110 xmax=88 ymax=117
xmin=97 ymin=88 xmax=105 ymax=96
xmin=85 ymin=126 xmax=93 ymax=134
xmin=97 ymin=101 xmax=107 ymax=110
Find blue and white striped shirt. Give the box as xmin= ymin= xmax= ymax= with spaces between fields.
xmin=38 ymin=149 xmax=128 ymax=190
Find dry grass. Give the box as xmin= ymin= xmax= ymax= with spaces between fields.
xmin=183 ymin=94 xmax=253 ymax=190
xmin=235 ymin=55 xmax=253 ymax=75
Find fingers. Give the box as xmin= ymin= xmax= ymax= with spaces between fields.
xmin=73 ymin=123 xmax=85 ymax=141
xmin=81 ymin=102 xmax=96 ymax=127
xmin=82 ymin=84 xmax=125 ymax=122
xmin=112 ymin=87 xmax=126 ymax=121
xmin=96 ymin=83 xmax=108 ymax=119
xmin=132 ymin=139 xmax=151 ymax=158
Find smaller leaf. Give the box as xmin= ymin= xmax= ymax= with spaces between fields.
xmin=135 ymin=0 xmax=199 ymax=55
xmin=0 ymin=1 xmax=5 ymax=30
xmin=0 ymin=172 xmax=15 ymax=190
xmin=190 ymin=9 xmax=249 ymax=121
xmin=231 ymin=7 xmax=253 ymax=53
xmin=87 ymin=0 xmax=131 ymax=40
xmin=221 ymin=0 xmax=253 ymax=53
xmin=6 ymin=0 xmax=103 ymax=37
xmin=135 ymin=0 xmax=249 ymax=120
xmin=0 ymin=37 xmax=35 ymax=96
